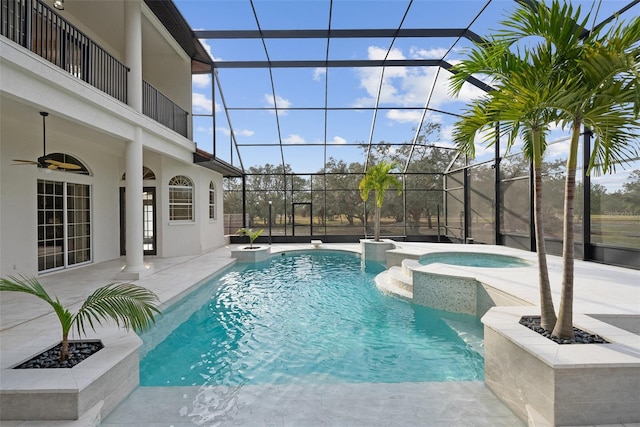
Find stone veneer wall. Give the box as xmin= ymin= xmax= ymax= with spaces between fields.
xmin=483 ymin=308 xmax=640 ymax=426
xmin=412 ymin=271 xmax=478 ymax=315
xmin=411 ymin=270 xmax=531 ymax=317
xmin=0 ymin=333 xmax=140 ymax=421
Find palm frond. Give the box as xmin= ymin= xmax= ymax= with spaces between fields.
xmin=74 ymin=283 xmax=160 ymax=337
xmin=359 ymin=161 xmax=402 ymax=207
xmin=0 ymin=275 xmax=55 ymax=304
xmin=0 ymin=275 xmax=75 ymax=337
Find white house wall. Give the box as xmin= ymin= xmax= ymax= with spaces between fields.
xmin=0 ymin=3 xmax=226 ymax=277
xmin=0 ymin=107 xmax=123 ymax=274
xmin=157 ymin=156 xmax=224 ymax=258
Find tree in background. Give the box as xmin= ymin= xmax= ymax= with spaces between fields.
xmin=323 ymin=158 xmax=366 ymax=227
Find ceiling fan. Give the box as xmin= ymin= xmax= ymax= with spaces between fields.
xmin=12 ymin=112 xmax=82 ymax=171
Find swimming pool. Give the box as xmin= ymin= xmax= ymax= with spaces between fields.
xmin=139 ymin=250 xmax=484 ymax=387
xmin=420 ymin=251 xmax=531 ymax=268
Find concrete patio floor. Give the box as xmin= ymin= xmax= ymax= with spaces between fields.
xmin=1 ymin=242 xmax=638 ymax=426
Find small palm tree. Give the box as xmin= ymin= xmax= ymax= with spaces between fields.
xmin=0 ymin=275 xmax=160 ymax=361
xmin=359 ymin=161 xmax=403 ymax=242
xmin=237 ymin=227 xmax=264 ymax=249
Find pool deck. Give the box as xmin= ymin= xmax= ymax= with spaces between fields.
xmin=0 ymin=242 xmax=638 ymax=426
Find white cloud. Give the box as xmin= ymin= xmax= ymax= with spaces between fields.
xmin=386 ymin=109 xmax=423 ymax=123
xmin=328 ymin=136 xmax=347 ymax=145
xmin=236 ymin=129 xmax=255 ymax=137
xmin=313 ymin=68 xmax=326 ymax=81
xmin=196 ymin=125 xmax=213 ymax=135
xmin=409 ymin=46 xmax=449 ymax=59
xmin=264 ymin=94 xmax=292 ymax=115
xmin=352 ymin=46 xmax=486 ymax=118
xmin=197 ymin=39 xmax=223 ymax=62
xmin=217 ymin=127 xmax=254 ymax=137
xmin=545 ymin=137 xmax=571 ymax=159
xmin=193 ymin=92 xmax=213 ymax=114
xmin=192 ymin=74 xmax=211 ymax=88
xmin=283 ymin=134 xmax=305 ymax=144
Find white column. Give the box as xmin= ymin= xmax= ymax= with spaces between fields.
xmin=118 ymin=127 xmax=146 ymax=279
xmin=117 ymin=0 xmax=145 ymax=280
xmin=125 ymin=0 xmax=142 ymax=112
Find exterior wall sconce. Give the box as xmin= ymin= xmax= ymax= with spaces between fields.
xmin=53 ymin=0 xmax=64 ymax=10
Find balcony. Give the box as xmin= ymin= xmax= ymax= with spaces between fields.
xmin=1 ymin=0 xmax=188 ymax=138
xmin=143 ymin=81 xmax=188 ymax=138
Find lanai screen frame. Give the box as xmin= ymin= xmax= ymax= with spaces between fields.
xmin=188 ymin=0 xmax=639 ymax=269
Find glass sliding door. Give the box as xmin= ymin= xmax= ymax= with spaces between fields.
xmin=37 ymin=179 xmax=91 ymax=272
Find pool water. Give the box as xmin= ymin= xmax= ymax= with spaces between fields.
xmin=420 ymin=252 xmax=531 ymax=268
xmin=139 ymin=250 xmax=484 ymax=387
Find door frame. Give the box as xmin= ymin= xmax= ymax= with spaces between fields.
xmin=119 ymin=186 xmax=157 ymax=256
xmin=292 ymin=202 xmax=312 ymax=236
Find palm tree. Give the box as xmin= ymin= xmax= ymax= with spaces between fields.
xmin=359 ymin=161 xmax=403 ymax=242
xmin=497 ymin=0 xmax=640 ymax=338
xmin=0 ymin=275 xmax=160 ymax=361
xmin=451 ymin=0 xmax=639 ymax=338
xmin=449 ymin=37 xmax=565 ymax=330
xmin=237 ymin=227 xmax=264 ymax=249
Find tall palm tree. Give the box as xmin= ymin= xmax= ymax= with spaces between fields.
xmin=359 ymin=161 xmax=403 ymax=242
xmin=0 ymin=276 xmax=160 ymax=361
xmin=449 ymin=38 xmax=567 ymax=330
xmin=498 ymin=0 xmax=640 ymax=338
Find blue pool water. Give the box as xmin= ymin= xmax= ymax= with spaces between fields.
xmin=139 ymin=250 xmax=484 ymax=387
xmin=420 ymin=252 xmax=531 ymax=268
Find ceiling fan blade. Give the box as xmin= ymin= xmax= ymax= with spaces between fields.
xmin=12 ymin=159 xmax=39 ymax=165
xmin=44 ymin=159 xmax=82 ymax=170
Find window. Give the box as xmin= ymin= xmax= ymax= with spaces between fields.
xmin=209 ymin=181 xmax=216 ymax=220
xmin=121 ymin=166 xmax=156 ymax=181
xmin=169 ymin=175 xmax=194 ymax=221
xmin=37 ymin=179 xmax=91 ymax=272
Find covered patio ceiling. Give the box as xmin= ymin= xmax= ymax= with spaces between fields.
xmin=179 ymin=0 xmax=640 ymax=175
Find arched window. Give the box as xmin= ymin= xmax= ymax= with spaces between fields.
xmin=169 ymin=175 xmax=194 ymax=221
xmin=209 ymin=181 xmax=216 ymax=220
xmin=121 ymin=166 xmax=156 ymax=181
xmin=47 ymin=153 xmax=90 ymax=175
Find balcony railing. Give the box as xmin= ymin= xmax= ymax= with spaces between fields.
xmin=143 ymin=80 xmax=188 ymax=138
xmin=1 ymin=0 xmax=128 ymax=103
xmin=2 ymin=0 xmax=190 ymax=138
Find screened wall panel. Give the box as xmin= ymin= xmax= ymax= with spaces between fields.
xmin=468 ymin=163 xmax=495 ymax=244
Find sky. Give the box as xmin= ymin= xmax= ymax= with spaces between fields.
xmin=174 ymin=0 xmax=639 ymax=191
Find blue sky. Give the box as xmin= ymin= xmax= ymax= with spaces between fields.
xmin=175 ymin=0 xmax=639 ymax=191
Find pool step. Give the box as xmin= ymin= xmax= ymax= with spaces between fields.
xmin=375 ymin=267 xmax=413 ymax=301
xmin=401 ymin=259 xmax=416 ymax=279
xmin=388 ymin=266 xmax=413 ymax=294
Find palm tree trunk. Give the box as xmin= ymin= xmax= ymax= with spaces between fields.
xmin=553 ymin=124 xmax=580 ymax=339
xmin=60 ymin=333 xmax=70 ymax=361
xmin=374 ymin=205 xmax=381 ymax=241
xmin=532 ymin=129 xmax=557 ymax=331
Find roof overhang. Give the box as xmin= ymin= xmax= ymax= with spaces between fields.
xmin=143 ymin=0 xmax=212 ymax=73
xmin=194 ymin=150 xmax=244 ymax=177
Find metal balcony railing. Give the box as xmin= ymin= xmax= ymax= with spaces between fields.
xmin=143 ymin=80 xmax=188 ymax=138
xmin=2 ymin=0 xmax=190 ymax=138
xmin=1 ymin=0 xmax=128 ymax=103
